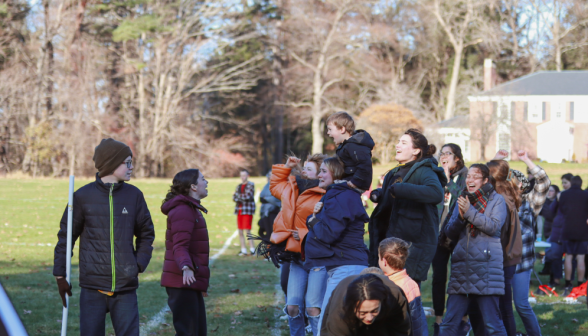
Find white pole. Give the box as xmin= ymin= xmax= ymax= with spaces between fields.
xmin=61 ymin=175 xmax=74 ymax=336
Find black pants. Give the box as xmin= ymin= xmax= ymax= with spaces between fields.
xmin=167 ymin=287 xmax=207 ymax=336
xmin=80 ymin=288 xmax=139 ymax=336
xmin=432 ymin=244 xmax=452 ymax=316
xmin=280 ymin=261 xmax=291 ymax=296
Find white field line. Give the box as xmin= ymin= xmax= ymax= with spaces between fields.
xmin=272 ymin=283 xmax=284 ymax=336
xmin=139 ymin=230 xmax=239 ymax=336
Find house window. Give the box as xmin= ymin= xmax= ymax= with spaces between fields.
xmin=465 ymin=140 xmax=470 ymax=154
xmin=523 ymin=102 xmax=528 ymax=121
xmin=570 ymin=102 xmax=574 ymax=121
xmin=498 ymin=133 xmax=510 ymax=152
xmin=511 ymin=102 xmax=516 ymax=120
xmin=557 ymin=112 xmax=561 ymax=118
xmin=542 ymin=102 xmax=546 ymax=121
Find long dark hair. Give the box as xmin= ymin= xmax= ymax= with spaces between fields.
xmin=441 ymin=143 xmax=465 ymax=175
xmin=162 ymin=169 xmax=200 ymax=205
xmin=343 ymin=274 xmax=391 ymax=331
xmin=404 ymin=128 xmax=436 ymax=161
xmin=469 ymin=163 xmax=494 ymax=187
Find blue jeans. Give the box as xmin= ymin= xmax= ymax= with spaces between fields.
xmin=440 ymin=294 xmax=506 ymax=336
xmin=80 ymin=288 xmax=139 ymax=336
xmin=513 ymin=270 xmax=542 ymax=336
xmin=286 ymin=261 xmax=328 ymax=336
xmin=499 ymin=265 xmax=516 ymax=336
xmin=546 ymin=239 xmax=563 ymax=280
xmin=317 ymin=265 xmax=367 ymax=334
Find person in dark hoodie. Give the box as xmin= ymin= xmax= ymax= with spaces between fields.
xmin=560 ymin=175 xmax=588 ymax=295
xmin=53 ymin=138 xmax=155 ymax=336
xmin=369 ymin=129 xmax=447 ymax=285
xmin=304 ymin=157 xmax=370 ymax=330
xmin=431 ymin=143 xmax=469 ymax=335
xmin=161 ymin=169 xmax=210 ymax=335
xmin=325 ymin=111 xmax=375 ymax=192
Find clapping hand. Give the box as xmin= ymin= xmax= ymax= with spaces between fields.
xmin=457 ymin=196 xmax=470 ymax=219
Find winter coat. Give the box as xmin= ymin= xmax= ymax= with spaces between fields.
xmin=368 ymin=158 xmax=447 ymax=281
xmin=160 ymin=195 xmax=210 ymax=292
xmin=437 ymin=165 xmax=468 ymax=249
xmin=321 ymin=274 xmax=411 ymax=336
xmin=304 ymin=183 xmax=370 ymax=269
xmin=259 ymin=182 xmax=281 ymax=218
xmin=388 ymin=269 xmax=428 ymax=336
xmin=53 ymin=174 xmax=155 ymax=292
xmin=269 ymin=164 xmax=325 ymax=253
xmin=336 ymin=130 xmax=375 ymax=191
xmin=560 ymin=185 xmax=588 ymax=241
xmin=540 ymin=198 xmax=556 ymax=239
xmin=444 ymin=190 xmax=506 ymax=296
xmin=233 ymin=181 xmax=255 ymax=215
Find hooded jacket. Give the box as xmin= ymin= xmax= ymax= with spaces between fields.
xmin=320 ymin=274 xmax=411 ymax=336
xmin=269 ymin=164 xmax=325 ymax=253
xmin=53 ymin=174 xmax=155 ymax=292
xmin=368 ymin=157 xmax=447 ymax=281
xmin=444 ymin=190 xmax=506 ymax=296
xmin=336 ymin=130 xmax=375 ymax=191
xmin=161 ymin=195 xmax=210 ymax=292
xmin=303 ymin=183 xmax=370 ymax=269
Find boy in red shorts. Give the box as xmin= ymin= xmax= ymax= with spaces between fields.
xmin=233 ymin=169 xmax=256 ymax=256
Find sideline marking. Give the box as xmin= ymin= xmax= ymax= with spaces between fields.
xmin=140 ymin=230 xmax=239 ymax=336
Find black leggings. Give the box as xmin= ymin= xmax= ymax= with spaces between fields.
xmin=432 ymin=244 xmax=452 ymax=317
xmin=281 ymin=261 xmax=291 ymax=296
xmin=167 ymin=287 xmax=207 ymax=336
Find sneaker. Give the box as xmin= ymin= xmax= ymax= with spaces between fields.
xmin=237 ymin=252 xmax=248 ymax=256
xmin=305 ymin=324 xmax=312 ymax=334
xmin=250 ymin=248 xmax=256 ymax=255
xmin=515 ymin=332 xmax=528 ymax=336
xmin=433 ymin=323 xmax=440 ymax=336
xmin=457 ymin=320 xmax=471 ymax=336
xmin=563 ymin=286 xmax=573 ymax=297
xmin=279 ymin=314 xmax=288 ymax=320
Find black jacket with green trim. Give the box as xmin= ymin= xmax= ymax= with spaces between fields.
xmin=53 ymin=174 xmax=155 ymax=292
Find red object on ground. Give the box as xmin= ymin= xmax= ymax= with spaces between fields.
xmin=566 ymin=282 xmax=587 ymax=299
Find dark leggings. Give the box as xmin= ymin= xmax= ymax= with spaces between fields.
xmin=167 ymin=287 xmax=207 ymax=336
xmin=280 ymin=261 xmax=291 ymax=296
xmin=499 ymin=265 xmax=517 ymax=336
xmin=432 ymin=244 xmax=452 ymax=316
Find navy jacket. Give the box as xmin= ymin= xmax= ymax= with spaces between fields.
xmin=53 ymin=174 xmax=155 ymax=292
xmin=303 ymin=183 xmax=370 ymax=269
xmin=559 ymin=185 xmax=588 ymax=241
xmin=368 ymin=158 xmax=447 ymax=281
xmin=336 ymin=130 xmax=375 ymax=191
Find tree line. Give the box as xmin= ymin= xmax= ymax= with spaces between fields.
xmin=0 ymin=0 xmax=587 ymax=177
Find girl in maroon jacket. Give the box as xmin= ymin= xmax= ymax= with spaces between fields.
xmin=161 ymin=169 xmax=210 ymax=336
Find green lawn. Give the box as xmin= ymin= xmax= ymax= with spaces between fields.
xmin=1 ymin=160 xmax=588 ymax=335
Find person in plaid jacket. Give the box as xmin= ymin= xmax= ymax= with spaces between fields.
xmin=233 ymin=169 xmax=256 ymax=256
xmin=495 ymin=149 xmax=550 ymax=336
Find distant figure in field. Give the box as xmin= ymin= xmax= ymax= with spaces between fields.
xmin=233 ymin=169 xmax=256 ymax=256
xmin=53 ymin=138 xmax=155 ymax=336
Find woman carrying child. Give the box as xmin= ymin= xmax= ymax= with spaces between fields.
xmin=160 ymin=169 xmax=210 ymax=336
xmin=270 ymin=154 xmax=328 ymax=336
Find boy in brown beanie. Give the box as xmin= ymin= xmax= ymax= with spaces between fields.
xmin=53 ymin=138 xmax=155 ymax=336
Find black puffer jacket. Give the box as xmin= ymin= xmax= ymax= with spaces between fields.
xmin=53 ymin=174 xmax=155 ymax=292
xmin=336 ymin=130 xmax=375 ymax=191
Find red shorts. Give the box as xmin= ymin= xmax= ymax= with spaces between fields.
xmin=237 ymin=211 xmax=253 ymax=230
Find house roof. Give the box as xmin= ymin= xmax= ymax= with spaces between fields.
xmin=478 ymin=71 xmax=588 ymax=96
xmin=434 ymin=115 xmax=469 ymax=129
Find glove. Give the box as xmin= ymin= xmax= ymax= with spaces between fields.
xmin=370 ymin=189 xmax=381 ymax=202
xmin=56 ymin=277 xmax=72 ymax=308
xmin=307 ymin=216 xmax=320 ymax=230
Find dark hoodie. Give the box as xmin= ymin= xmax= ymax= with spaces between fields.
xmin=336 ymin=129 xmax=375 ymax=191
xmin=161 ymin=195 xmax=210 ymax=292
xmin=368 ymin=157 xmax=447 ymax=281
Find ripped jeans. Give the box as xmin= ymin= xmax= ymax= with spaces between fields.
xmin=286 ymin=261 xmax=328 ymax=336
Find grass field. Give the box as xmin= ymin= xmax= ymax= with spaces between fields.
xmin=1 ymin=160 xmax=588 ymax=335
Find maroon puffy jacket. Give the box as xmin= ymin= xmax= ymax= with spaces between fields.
xmin=161 ymin=195 xmax=210 ymax=292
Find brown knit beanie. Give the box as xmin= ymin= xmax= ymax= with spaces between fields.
xmin=93 ymin=138 xmax=133 ymax=177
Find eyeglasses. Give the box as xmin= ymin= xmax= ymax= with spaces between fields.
xmin=439 ymin=152 xmax=454 ymax=157
xmin=466 ymin=174 xmax=483 ymax=180
xmin=122 ymin=160 xmax=133 ymax=169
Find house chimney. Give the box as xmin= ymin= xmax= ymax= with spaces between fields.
xmin=484 ymin=58 xmax=496 ymax=91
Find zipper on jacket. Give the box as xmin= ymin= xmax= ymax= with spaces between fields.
xmin=109 ymin=184 xmax=116 ymax=292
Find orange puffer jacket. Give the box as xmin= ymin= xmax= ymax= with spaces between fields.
xmin=269 ymin=164 xmax=325 ymax=253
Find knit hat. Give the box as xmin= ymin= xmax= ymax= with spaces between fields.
xmin=93 ymin=138 xmax=133 ymax=177
xmin=510 ymin=169 xmax=530 ymax=192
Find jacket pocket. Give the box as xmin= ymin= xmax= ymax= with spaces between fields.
xmin=398 ymin=208 xmax=424 ymax=239
xmin=306 ymin=236 xmax=334 ymax=259
xmin=344 ymin=166 xmax=355 ymax=175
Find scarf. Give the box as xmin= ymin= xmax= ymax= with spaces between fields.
xmin=461 ymin=183 xmax=494 ymax=237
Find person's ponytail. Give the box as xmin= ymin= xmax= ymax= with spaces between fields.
xmin=162 ymin=169 xmax=200 ymax=206
xmin=427 ymin=144 xmax=437 ymax=157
